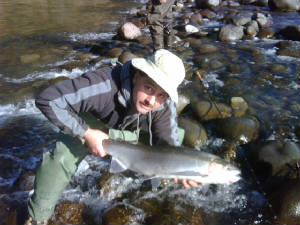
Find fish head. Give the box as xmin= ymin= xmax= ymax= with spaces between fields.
xmin=206 ymin=160 xmax=241 ymax=184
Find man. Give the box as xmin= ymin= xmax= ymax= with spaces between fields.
xmin=25 ymin=49 xmax=197 ymax=225
xmin=147 ymin=0 xmax=175 ymax=50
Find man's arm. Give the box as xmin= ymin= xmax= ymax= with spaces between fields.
xmin=35 ymin=70 xmax=113 ymax=138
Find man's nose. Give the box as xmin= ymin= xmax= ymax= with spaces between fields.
xmin=147 ymin=95 xmax=156 ymax=105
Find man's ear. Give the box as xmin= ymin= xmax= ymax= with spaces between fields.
xmin=132 ymin=71 xmax=139 ymax=85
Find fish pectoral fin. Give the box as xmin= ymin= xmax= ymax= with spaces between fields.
xmin=109 ymin=158 xmax=127 ymax=173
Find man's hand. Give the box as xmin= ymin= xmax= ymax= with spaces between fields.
xmin=83 ymin=128 xmax=109 ymax=157
xmin=173 ymin=178 xmax=202 ymax=188
xmin=159 ymin=0 xmax=167 ymax=3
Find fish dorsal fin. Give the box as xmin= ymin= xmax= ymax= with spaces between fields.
xmin=109 ymin=158 xmax=127 ymax=173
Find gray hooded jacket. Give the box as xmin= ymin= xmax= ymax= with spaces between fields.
xmin=35 ymin=61 xmax=180 ymax=146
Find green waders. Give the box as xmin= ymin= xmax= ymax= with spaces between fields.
xmin=28 ymin=116 xmax=184 ymax=222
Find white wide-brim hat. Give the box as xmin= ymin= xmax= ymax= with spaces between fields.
xmin=131 ymin=49 xmax=185 ymax=103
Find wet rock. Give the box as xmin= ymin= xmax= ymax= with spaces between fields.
xmin=218 ymin=25 xmax=244 ymax=42
xmin=276 ymin=40 xmax=300 ymax=58
xmin=102 ymin=205 xmax=135 ymax=225
xmin=176 ymin=94 xmax=190 ymax=114
xmin=130 ymin=18 xmax=146 ymax=29
xmin=17 ymin=171 xmax=35 ymax=191
xmin=228 ymin=1 xmax=241 ymax=7
xmin=118 ymin=51 xmax=137 ymax=64
xmin=232 ymin=13 xmax=253 ymax=26
xmin=200 ymin=9 xmax=217 ymax=19
xmin=268 ymin=0 xmax=300 ymax=11
xmin=192 ymin=100 xmax=232 ymax=121
xmin=196 ymin=44 xmax=219 ymax=54
xmin=185 ymin=24 xmax=199 ymax=33
xmin=133 ymin=198 xmax=162 ymax=219
xmin=216 ymin=116 xmax=260 ymax=144
xmin=178 ymin=117 xmax=208 ymax=147
xmin=50 ymin=200 xmax=85 ymax=225
xmin=246 ymin=20 xmax=259 ymax=36
xmin=196 ymin=0 xmax=221 ymax=8
xmin=117 ymin=22 xmax=142 ymax=40
xmin=151 ymin=202 xmax=205 ymax=225
xmin=229 ymin=64 xmax=242 ymax=74
xmin=58 ymin=61 xmax=87 ymax=71
xmin=210 ymin=59 xmax=224 ymax=70
xmin=221 ymin=142 xmax=238 ymax=162
xmin=89 ymin=41 xmax=115 ymax=56
xmin=256 ymin=0 xmax=269 ymax=6
xmin=278 ymin=25 xmax=300 ymax=41
xmin=97 ymin=171 xmax=130 ymax=200
xmin=240 ymin=0 xmax=257 ymax=4
xmin=0 ymin=155 xmax=22 ymax=190
xmin=254 ymin=140 xmax=299 ymax=176
xmin=135 ymin=35 xmax=151 ymax=45
xmin=270 ymin=179 xmax=300 ymax=225
xmin=20 ymin=54 xmax=40 ymax=64
xmin=230 ymin=96 xmax=248 ymax=117
xmin=268 ymin=63 xmax=287 ymax=73
xmin=0 ymin=199 xmax=18 ymax=225
xmin=255 ymin=12 xmax=272 ymax=28
xmin=108 ymin=48 xmax=123 ymax=58
xmin=257 ymin=28 xmax=274 ymax=39
xmin=190 ymin=13 xmax=203 ymax=25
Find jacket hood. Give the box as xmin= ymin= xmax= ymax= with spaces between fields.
xmin=118 ymin=60 xmax=132 ymax=108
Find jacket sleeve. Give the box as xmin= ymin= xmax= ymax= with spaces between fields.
xmin=35 ymin=69 xmax=113 ymax=137
xmin=151 ymin=99 xmax=180 ymax=146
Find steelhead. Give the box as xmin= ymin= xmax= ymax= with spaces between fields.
xmin=103 ymin=139 xmax=241 ymax=185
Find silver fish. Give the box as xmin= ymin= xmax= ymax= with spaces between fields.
xmin=103 ymin=140 xmax=241 ymax=186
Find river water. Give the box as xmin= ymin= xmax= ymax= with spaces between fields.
xmin=0 ymin=0 xmax=299 ymax=225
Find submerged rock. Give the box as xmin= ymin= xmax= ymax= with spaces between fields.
xmin=230 ymin=96 xmax=248 ymax=117
xmin=270 ymin=179 xmax=300 ymax=225
xmin=246 ymin=20 xmax=259 ymax=36
xmin=254 ymin=140 xmax=300 ymax=176
xmin=192 ymin=100 xmax=232 ymax=121
xmin=232 ymin=12 xmax=253 ymax=26
xmin=102 ymin=205 xmax=136 ymax=225
xmin=218 ymin=24 xmax=244 ymax=42
xmin=276 ymin=40 xmax=300 ymax=58
xmin=178 ymin=117 xmax=208 ymax=147
xmin=278 ymin=25 xmax=300 ymax=41
xmin=216 ymin=116 xmax=260 ymax=144
xmin=20 ymin=54 xmax=41 ymax=64
xmin=118 ymin=51 xmax=137 ymax=64
xmin=50 ymin=200 xmax=86 ymax=225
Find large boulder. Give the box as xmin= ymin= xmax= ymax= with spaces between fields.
xmin=216 ymin=117 xmax=260 ymax=144
xmin=218 ymin=24 xmax=244 ymax=41
xmin=191 ymin=100 xmax=232 ymax=121
xmin=178 ymin=117 xmax=208 ymax=147
xmin=117 ymin=22 xmax=142 ymax=40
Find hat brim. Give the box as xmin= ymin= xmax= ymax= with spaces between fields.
xmin=132 ymin=58 xmax=179 ymax=103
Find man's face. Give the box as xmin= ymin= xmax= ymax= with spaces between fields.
xmin=132 ymin=70 xmax=168 ymax=114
